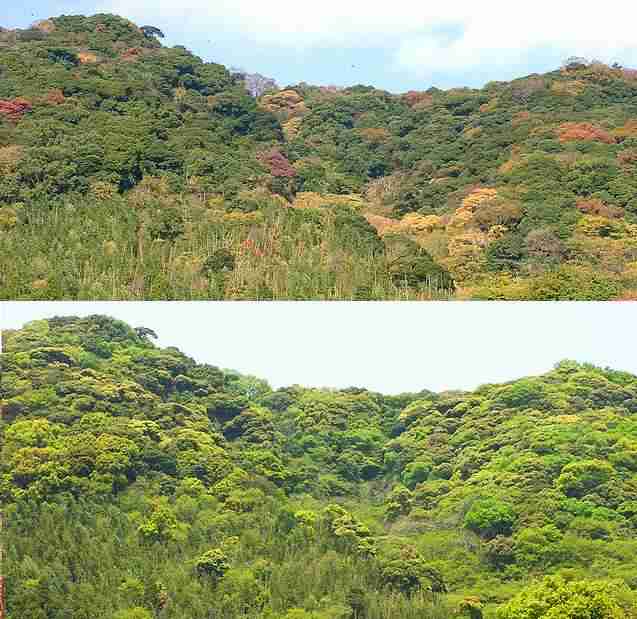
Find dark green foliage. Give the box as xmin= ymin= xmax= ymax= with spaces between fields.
xmin=2 ymin=14 xmax=637 ymax=298
xmin=379 ymin=548 xmax=447 ymax=596
xmin=485 ymin=234 xmax=525 ymax=272
xmin=459 ymin=597 xmax=483 ymax=619
xmin=140 ymin=26 xmax=165 ymax=39
xmin=556 ymin=459 xmax=615 ymax=498
xmin=385 ymin=234 xmax=455 ymax=292
xmin=331 ymin=206 xmax=384 ymax=256
xmin=147 ymin=208 xmax=184 ymax=242
xmin=46 ymin=47 xmax=79 ymax=66
xmin=202 ymin=249 xmax=235 ymax=274
xmin=527 ymin=267 xmax=623 ymax=301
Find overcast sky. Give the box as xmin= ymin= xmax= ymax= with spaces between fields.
xmin=1 ymin=302 xmax=635 ymax=394
xmin=2 ymin=1 xmax=636 ymax=91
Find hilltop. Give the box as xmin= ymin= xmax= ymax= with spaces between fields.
xmin=2 ymin=316 xmax=637 ymax=617
xmin=1 ymin=15 xmax=637 ymax=299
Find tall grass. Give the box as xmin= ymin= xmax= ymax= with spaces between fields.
xmin=0 ymin=200 xmax=455 ymax=300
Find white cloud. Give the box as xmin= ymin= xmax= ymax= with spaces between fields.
xmin=100 ymin=0 xmax=637 ymax=74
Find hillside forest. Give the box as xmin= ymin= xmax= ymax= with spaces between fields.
xmin=2 ymin=15 xmax=637 ymax=299
xmin=2 ymin=315 xmax=637 ymax=617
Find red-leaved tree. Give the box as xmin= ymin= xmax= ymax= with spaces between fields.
xmin=260 ymin=149 xmax=296 ymax=178
xmin=556 ymin=122 xmax=615 ymax=144
xmin=0 ymin=98 xmax=33 ymax=122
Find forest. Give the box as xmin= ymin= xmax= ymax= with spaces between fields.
xmin=2 ymin=315 xmax=637 ymax=617
xmin=1 ymin=15 xmax=637 ymax=299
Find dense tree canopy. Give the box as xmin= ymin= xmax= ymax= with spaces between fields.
xmin=1 ymin=15 xmax=637 ymax=298
xmin=2 ymin=317 xmax=637 ymax=617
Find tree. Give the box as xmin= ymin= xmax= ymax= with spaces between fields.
xmin=385 ymin=484 xmax=413 ymax=520
xmin=385 ymin=234 xmax=455 ymax=292
xmin=497 ymin=576 xmax=637 ymax=619
xmin=486 ymin=234 xmax=525 ymax=272
xmin=203 ymin=249 xmax=235 ymax=276
xmin=556 ymin=459 xmax=614 ymax=498
xmin=459 ymin=597 xmax=483 ymax=619
xmin=401 ymin=461 xmax=432 ymax=489
xmin=562 ymin=56 xmax=590 ymax=70
xmin=484 ymin=535 xmax=515 ymax=570
xmin=513 ymin=526 xmax=564 ymax=569
xmin=525 ymin=229 xmax=566 ymax=264
xmin=241 ymin=72 xmax=279 ymax=97
xmin=557 ymin=123 xmax=615 ymax=145
xmin=0 ymin=98 xmax=32 ymax=122
xmin=134 ymin=327 xmax=158 ymax=341
xmin=379 ymin=547 xmax=446 ymax=595
xmin=322 ymin=504 xmax=376 ymax=557
xmin=140 ymin=25 xmax=165 ymax=39
xmin=195 ymin=548 xmax=230 ymax=581
xmin=147 ymin=208 xmax=184 ymax=243
xmin=464 ymin=498 xmax=516 ymax=539
xmin=138 ymin=501 xmax=182 ymax=543
xmin=259 ymin=148 xmax=296 ymax=178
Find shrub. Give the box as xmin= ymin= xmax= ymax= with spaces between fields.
xmin=527 ymin=266 xmax=622 ymax=300
xmin=497 ymin=576 xmax=637 ymax=619
xmin=556 ymin=459 xmax=615 ymax=498
xmin=464 ymin=498 xmax=516 ymax=539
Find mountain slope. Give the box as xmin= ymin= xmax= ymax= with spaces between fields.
xmin=1 ymin=17 xmax=637 ymax=298
xmin=2 ymin=316 xmax=637 ymax=617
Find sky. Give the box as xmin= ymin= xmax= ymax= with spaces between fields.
xmin=2 ymin=302 xmax=636 ymax=395
xmin=2 ymin=1 xmax=637 ymax=92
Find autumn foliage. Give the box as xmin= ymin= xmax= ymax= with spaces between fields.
xmin=0 ymin=145 xmax=23 ymax=173
xmin=617 ymin=149 xmax=637 ymax=167
xmin=31 ymin=19 xmax=55 ymax=33
xmin=3 ymin=14 xmax=637 ymax=300
xmin=402 ymin=91 xmax=434 ymax=109
xmin=78 ymin=51 xmax=98 ymax=64
xmin=613 ymin=119 xmax=637 ymax=141
xmin=0 ymin=98 xmax=33 ymax=122
xmin=45 ymin=89 xmax=65 ymax=105
xmin=357 ymin=127 xmax=391 ymax=143
xmin=460 ymin=187 xmax=499 ymax=212
xmin=260 ymin=89 xmax=306 ymax=116
xmin=511 ymin=111 xmax=531 ymax=127
xmin=576 ymin=199 xmax=623 ymax=219
xmin=259 ymin=148 xmax=296 ymax=178
xmin=550 ymin=80 xmax=587 ymax=96
xmin=121 ymin=47 xmax=144 ymax=62
xmin=556 ymin=122 xmax=616 ymax=144
xmin=364 ymin=214 xmax=401 ymax=236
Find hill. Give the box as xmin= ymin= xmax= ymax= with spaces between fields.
xmin=1 ymin=16 xmax=637 ymax=299
xmin=2 ymin=316 xmax=637 ymax=617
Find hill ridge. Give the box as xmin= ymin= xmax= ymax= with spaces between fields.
xmin=3 ymin=316 xmax=637 ymax=616
xmin=1 ymin=14 xmax=637 ymax=299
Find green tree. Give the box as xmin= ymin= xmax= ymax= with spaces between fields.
xmin=464 ymin=498 xmax=516 ymax=539
xmin=556 ymin=460 xmax=615 ymax=498
xmin=497 ymin=576 xmax=637 ymax=619
xmin=195 ymin=548 xmax=230 ymax=581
